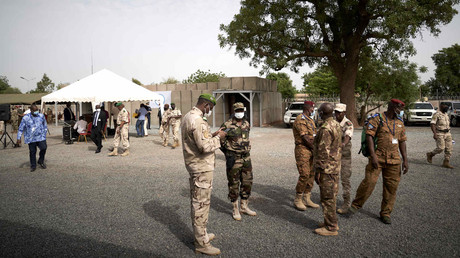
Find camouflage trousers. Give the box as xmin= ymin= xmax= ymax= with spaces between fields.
xmin=113 ymin=125 xmax=129 ymax=149
xmin=352 ymin=161 xmax=401 ymax=217
xmin=161 ymin=123 xmax=170 ymax=142
xmin=226 ymin=152 xmax=253 ymax=202
xmin=319 ymin=172 xmax=339 ymax=231
xmin=294 ymin=145 xmax=314 ymax=194
xmin=11 ymin=120 xmax=19 ymax=131
xmin=340 ymin=144 xmax=352 ymax=206
xmin=430 ymin=132 xmax=453 ymax=160
xmin=189 ymin=171 xmax=214 ymax=248
xmin=172 ymin=122 xmax=180 ymax=142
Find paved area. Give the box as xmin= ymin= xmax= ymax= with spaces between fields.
xmin=0 ymin=124 xmax=459 ymax=257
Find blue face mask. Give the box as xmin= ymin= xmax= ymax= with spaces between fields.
xmin=33 ymin=111 xmax=39 ymax=115
xmin=310 ymin=110 xmax=316 ymax=119
xmin=397 ymin=110 xmax=404 ymax=117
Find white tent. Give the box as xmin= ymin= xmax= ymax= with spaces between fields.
xmin=41 ymin=69 xmax=161 ymax=125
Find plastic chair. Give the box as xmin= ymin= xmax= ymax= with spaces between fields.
xmin=78 ymin=122 xmax=92 ymax=143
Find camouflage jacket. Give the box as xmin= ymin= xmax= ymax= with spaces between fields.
xmin=220 ymin=117 xmax=251 ymax=154
xmin=170 ymin=109 xmax=182 ymax=124
xmin=161 ymin=109 xmax=172 ymax=125
xmin=314 ymin=117 xmax=342 ymax=174
xmin=293 ymin=113 xmax=317 ymax=146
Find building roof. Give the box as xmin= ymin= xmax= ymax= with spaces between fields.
xmin=0 ymin=93 xmax=47 ymax=105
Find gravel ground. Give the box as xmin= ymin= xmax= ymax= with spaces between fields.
xmin=0 ymin=123 xmax=459 ymax=257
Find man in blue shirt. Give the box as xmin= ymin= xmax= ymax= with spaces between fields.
xmin=136 ymin=104 xmax=148 ymax=137
xmin=17 ymin=104 xmax=48 ymax=172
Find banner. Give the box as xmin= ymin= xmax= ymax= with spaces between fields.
xmin=150 ymin=91 xmax=171 ymax=109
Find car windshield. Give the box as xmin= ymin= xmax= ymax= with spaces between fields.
xmin=289 ymin=104 xmax=304 ymax=110
xmin=414 ymin=103 xmax=433 ymax=109
xmin=453 ymin=103 xmax=460 ymax=109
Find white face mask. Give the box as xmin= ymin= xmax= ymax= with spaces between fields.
xmin=204 ymin=105 xmax=212 ymax=117
xmin=235 ymin=112 xmax=244 ymax=119
xmin=96 ymin=109 xmax=101 ymax=112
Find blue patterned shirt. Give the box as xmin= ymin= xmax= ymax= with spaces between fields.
xmin=17 ymin=113 xmax=48 ymax=144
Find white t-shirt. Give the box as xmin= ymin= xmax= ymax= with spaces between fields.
xmin=73 ymin=120 xmax=88 ymax=134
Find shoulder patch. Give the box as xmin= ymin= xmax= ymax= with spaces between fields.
xmin=345 ymin=121 xmax=352 ymax=126
xmin=372 ymin=113 xmax=379 ymax=118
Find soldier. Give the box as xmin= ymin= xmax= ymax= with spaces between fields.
xmin=334 ymin=103 xmax=354 ymax=214
xmin=313 ymin=103 xmax=342 ymax=236
xmin=10 ymin=106 xmax=19 ymax=134
xmin=169 ymin=103 xmax=182 ymax=148
xmin=348 ymin=99 xmax=409 ymax=224
xmin=292 ymin=101 xmax=320 ymax=211
xmin=426 ymin=103 xmax=454 ymax=168
xmin=181 ymin=93 xmax=226 ymax=255
xmin=161 ymin=104 xmax=172 ymax=147
xmin=108 ymin=102 xmax=130 ymax=157
xmin=220 ymin=102 xmax=257 ymax=221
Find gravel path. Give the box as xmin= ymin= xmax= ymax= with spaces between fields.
xmin=0 ymin=124 xmax=459 ymax=257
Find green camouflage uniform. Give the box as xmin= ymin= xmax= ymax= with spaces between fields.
xmin=221 ymin=117 xmax=252 ymax=202
xmin=10 ymin=109 xmax=19 ymax=131
xmin=314 ymin=117 xmax=342 ymax=231
xmin=339 ymin=116 xmax=354 ymax=207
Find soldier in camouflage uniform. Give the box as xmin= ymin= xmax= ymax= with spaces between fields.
xmin=181 ymin=94 xmax=226 ymax=256
xmin=334 ymin=103 xmax=354 ymax=214
xmin=108 ymin=102 xmax=130 ymax=157
xmin=348 ymin=99 xmax=409 ymax=225
xmin=169 ymin=103 xmax=182 ymax=148
xmin=426 ymin=103 xmax=454 ymax=168
xmin=160 ymin=104 xmax=172 ymax=147
xmin=220 ymin=102 xmax=257 ymax=221
xmin=313 ymin=103 xmax=342 ymax=236
xmin=292 ymin=101 xmax=320 ymax=211
xmin=10 ymin=106 xmax=19 ymax=133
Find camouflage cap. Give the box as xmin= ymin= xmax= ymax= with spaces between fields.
xmin=115 ymin=102 xmax=123 ymax=107
xmin=199 ymin=93 xmax=216 ymax=105
xmin=334 ymin=103 xmax=346 ymax=112
xmin=233 ymin=102 xmax=245 ymax=111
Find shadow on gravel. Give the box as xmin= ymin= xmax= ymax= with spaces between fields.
xmin=251 ymin=183 xmax=318 ymax=229
xmin=142 ymin=200 xmax=194 ymax=251
xmin=0 ymin=219 xmax=156 ymax=257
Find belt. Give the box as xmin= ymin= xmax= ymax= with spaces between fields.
xmin=437 ymin=129 xmax=450 ymax=133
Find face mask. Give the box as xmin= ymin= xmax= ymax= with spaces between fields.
xmin=397 ymin=110 xmax=404 ymax=117
xmin=235 ymin=112 xmax=244 ymax=119
xmin=204 ymin=105 xmax=212 ymax=117
xmin=96 ymin=109 xmax=101 ymax=112
xmin=32 ymin=111 xmax=39 ymax=116
xmin=310 ymin=110 xmax=316 ymax=119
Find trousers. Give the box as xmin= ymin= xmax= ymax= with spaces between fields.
xmin=189 ymin=171 xmax=213 ymax=248
xmin=226 ymin=152 xmax=253 ymax=202
xmin=113 ymin=125 xmax=130 ymax=149
xmin=430 ymin=132 xmax=453 ymax=160
xmin=294 ymin=145 xmax=314 ymax=194
xmin=91 ymin=127 xmax=103 ymax=148
xmin=28 ymin=140 xmax=47 ymax=169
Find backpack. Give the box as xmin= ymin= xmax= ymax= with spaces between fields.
xmin=358 ymin=113 xmax=383 ymax=157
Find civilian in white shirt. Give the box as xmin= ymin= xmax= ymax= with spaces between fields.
xmin=73 ymin=116 xmax=88 ymax=135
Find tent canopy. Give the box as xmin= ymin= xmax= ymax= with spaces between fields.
xmin=0 ymin=93 xmax=47 ymax=105
xmin=41 ymin=69 xmax=161 ymax=104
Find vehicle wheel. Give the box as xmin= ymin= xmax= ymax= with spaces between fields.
xmin=452 ymin=116 xmax=458 ymax=127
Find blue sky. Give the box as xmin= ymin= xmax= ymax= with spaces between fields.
xmin=1 ymin=0 xmax=459 ymax=93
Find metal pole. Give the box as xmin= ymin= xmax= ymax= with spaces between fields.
xmin=223 ymin=94 xmax=226 ymax=123
xmin=250 ymin=93 xmax=253 ymax=128
xmin=55 ymin=102 xmax=58 ymax=126
xmin=259 ymin=93 xmax=262 ymax=127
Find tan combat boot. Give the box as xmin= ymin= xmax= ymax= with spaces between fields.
xmin=162 ymin=140 xmax=168 ymax=147
xmin=303 ymin=193 xmax=320 ymax=208
xmin=318 ymin=222 xmax=339 ymax=230
xmin=232 ymin=201 xmax=241 ymax=221
xmin=442 ymin=159 xmax=454 ymax=169
xmin=121 ymin=149 xmax=130 ymax=157
xmin=171 ymin=140 xmax=179 ymax=148
xmin=208 ymin=233 xmax=216 ymax=241
xmin=426 ymin=152 xmax=433 ymax=163
xmin=195 ymin=245 xmax=221 ymax=256
xmin=240 ymin=199 xmax=257 ymax=216
xmin=108 ymin=148 xmax=118 ymax=156
xmin=294 ymin=193 xmax=307 ymax=211
xmin=337 ymin=197 xmax=350 ymax=214
xmin=314 ymin=227 xmax=338 ymax=236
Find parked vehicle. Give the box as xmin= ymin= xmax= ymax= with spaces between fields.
xmin=283 ymin=102 xmax=304 ymax=127
xmin=441 ymin=101 xmax=460 ymax=127
xmin=404 ymin=102 xmax=436 ymax=125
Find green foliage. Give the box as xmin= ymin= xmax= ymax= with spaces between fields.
xmin=182 ymin=69 xmax=226 ymax=84
xmin=266 ymin=72 xmax=297 ymax=99
xmin=0 ymin=75 xmax=22 ymax=94
xmin=30 ymin=73 xmax=55 ymax=93
xmin=56 ymin=83 xmax=70 ymax=90
xmin=161 ymin=77 xmax=180 ymax=84
xmin=132 ymin=78 xmax=142 ymax=85
xmin=426 ymin=44 xmax=460 ymax=96
xmin=302 ymin=67 xmax=339 ymax=96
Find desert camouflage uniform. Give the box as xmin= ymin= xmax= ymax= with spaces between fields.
xmin=221 ymin=117 xmax=252 ymax=202
xmin=10 ymin=108 xmax=19 ymax=132
xmin=113 ymin=107 xmax=130 ymax=149
xmin=170 ymin=109 xmax=182 ymax=142
xmin=428 ymin=111 xmax=452 ymax=160
xmin=339 ymin=116 xmax=354 ymax=207
xmin=293 ymin=114 xmax=316 ymax=194
xmin=351 ymin=113 xmax=407 ymax=218
xmin=161 ymin=109 xmax=172 ymax=142
xmin=314 ymin=117 xmax=342 ymax=231
xmin=181 ymin=106 xmax=221 ymax=248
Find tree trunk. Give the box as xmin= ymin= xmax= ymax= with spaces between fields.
xmin=339 ymin=76 xmax=359 ymax=126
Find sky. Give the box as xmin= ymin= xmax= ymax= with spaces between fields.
xmin=1 ymin=0 xmax=459 ymax=93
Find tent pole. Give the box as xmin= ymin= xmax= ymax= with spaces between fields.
xmin=79 ymin=102 xmax=82 ymax=118
xmin=55 ymin=102 xmax=58 ymax=126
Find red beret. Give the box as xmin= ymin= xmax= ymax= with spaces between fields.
xmin=304 ymin=101 xmax=315 ymax=107
xmin=391 ymin=99 xmax=405 ymax=107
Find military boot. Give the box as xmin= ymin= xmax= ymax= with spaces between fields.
xmin=171 ymin=140 xmax=180 ymax=148
xmin=314 ymin=227 xmax=338 ymax=236
xmin=162 ymin=140 xmax=168 ymax=147
xmin=337 ymin=197 xmax=350 ymax=214
xmin=442 ymin=159 xmax=454 ymax=169
xmin=426 ymin=152 xmax=434 ymax=163
xmin=108 ymin=148 xmax=118 ymax=156
xmin=232 ymin=201 xmax=241 ymax=221
xmin=208 ymin=233 xmax=216 ymax=241
xmin=121 ymin=149 xmax=130 ymax=157
xmin=294 ymin=193 xmax=307 ymax=211
xmin=240 ymin=199 xmax=257 ymax=216
xmin=303 ymin=193 xmax=320 ymax=208
xmin=195 ymin=245 xmax=221 ymax=256
xmin=318 ymin=222 xmax=339 ymax=230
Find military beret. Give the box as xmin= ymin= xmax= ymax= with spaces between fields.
xmin=170 ymin=102 xmax=175 ymax=105
xmin=334 ymin=103 xmax=347 ymax=112
xmin=233 ymin=102 xmax=245 ymax=111
xmin=391 ymin=99 xmax=405 ymax=107
xmin=115 ymin=102 xmax=123 ymax=107
xmin=304 ymin=101 xmax=315 ymax=107
xmin=199 ymin=93 xmax=216 ymax=105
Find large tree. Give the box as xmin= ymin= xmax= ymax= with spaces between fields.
xmin=30 ymin=73 xmax=55 ymax=93
xmin=219 ymin=0 xmax=459 ymax=124
xmin=266 ymin=72 xmax=297 ymax=99
xmin=0 ymin=75 xmax=22 ymax=94
xmin=426 ymin=43 xmax=460 ymax=96
xmin=183 ymin=69 xmax=226 ymax=84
